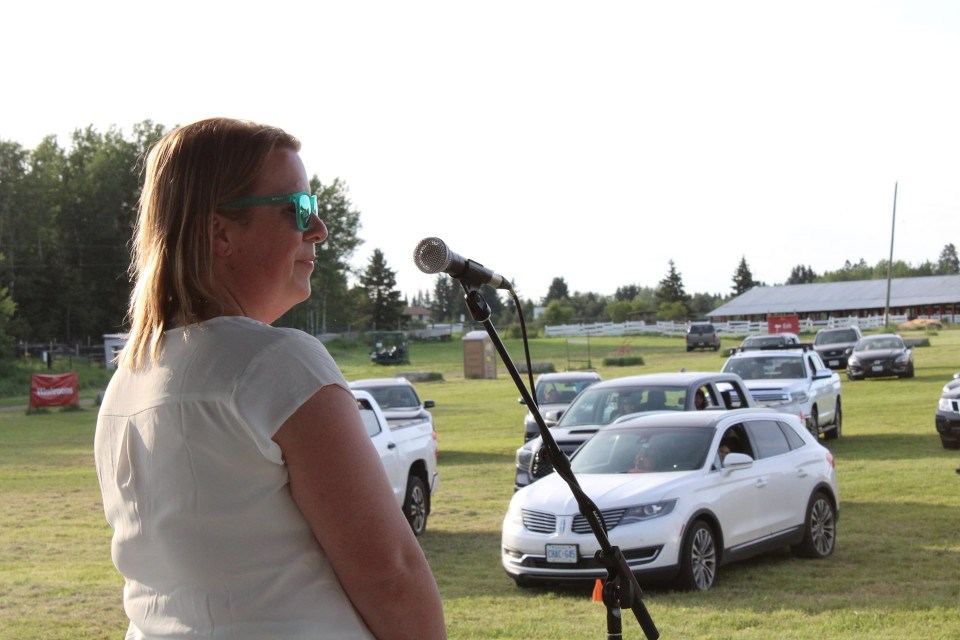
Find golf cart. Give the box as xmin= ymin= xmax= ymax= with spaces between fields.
xmin=370 ymin=331 xmax=410 ymax=365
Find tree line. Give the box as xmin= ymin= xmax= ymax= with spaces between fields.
xmin=1 ymin=123 xmax=957 ymax=356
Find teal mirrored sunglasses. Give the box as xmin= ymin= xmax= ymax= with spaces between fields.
xmin=221 ymin=192 xmax=318 ymax=231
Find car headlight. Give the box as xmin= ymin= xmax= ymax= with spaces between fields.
xmin=516 ymin=448 xmax=533 ymax=468
xmin=505 ymin=499 xmax=524 ymax=525
xmin=895 ymin=353 xmax=910 ymax=365
xmin=848 ymin=355 xmax=861 ymax=366
xmin=791 ymin=391 xmax=809 ymax=404
xmin=620 ymin=499 xmax=677 ymax=526
xmin=939 ymin=398 xmax=957 ymax=413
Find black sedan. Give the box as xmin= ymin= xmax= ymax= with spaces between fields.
xmin=846 ymin=333 xmax=915 ymax=380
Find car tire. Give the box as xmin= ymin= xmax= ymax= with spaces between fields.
xmin=792 ymin=491 xmax=836 ymax=559
xmin=824 ymin=400 xmax=841 ymax=440
xmin=941 ymin=437 xmax=960 ymax=450
xmin=808 ymin=406 xmax=819 ymax=439
xmin=846 ymin=372 xmax=861 ymax=381
xmin=403 ymin=475 xmax=429 ymax=536
xmin=676 ymin=520 xmax=717 ymax=591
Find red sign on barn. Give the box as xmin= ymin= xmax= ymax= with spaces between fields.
xmin=30 ymin=372 xmax=80 ymax=409
xmin=767 ymin=314 xmax=800 ymax=334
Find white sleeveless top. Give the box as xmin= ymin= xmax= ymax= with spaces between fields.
xmin=95 ymin=316 xmax=375 ymax=639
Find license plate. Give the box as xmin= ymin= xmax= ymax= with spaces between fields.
xmin=829 ymin=360 xmax=839 ymax=367
xmin=872 ymin=365 xmax=884 ymax=372
xmin=545 ymin=544 xmax=578 ymax=564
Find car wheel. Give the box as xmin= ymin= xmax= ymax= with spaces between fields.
xmin=846 ymin=372 xmax=861 ymax=381
xmin=686 ymin=346 xmax=693 ymax=352
xmin=824 ymin=401 xmax=841 ymax=440
xmin=941 ymin=437 xmax=960 ymax=450
xmin=403 ymin=475 xmax=429 ymax=536
xmin=808 ymin=406 xmax=819 ymax=439
xmin=792 ymin=491 xmax=836 ymax=559
xmin=676 ymin=520 xmax=717 ymax=591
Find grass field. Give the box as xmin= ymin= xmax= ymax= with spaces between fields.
xmin=1 ymin=329 xmax=959 ymax=639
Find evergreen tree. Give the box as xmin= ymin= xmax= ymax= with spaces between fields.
xmin=614 ymin=284 xmax=641 ymax=301
xmin=543 ymin=277 xmax=570 ymax=304
xmin=937 ymin=243 xmax=960 ymax=274
xmin=359 ymin=249 xmax=403 ymax=331
xmin=279 ymin=176 xmax=363 ymax=333
xmin=731 ymin=256 xmax=756 ymax=295
xmin=655 ymin=260 xmax=688 ymax=306
xmin=786 ymin=264 xmax=818 ymax=284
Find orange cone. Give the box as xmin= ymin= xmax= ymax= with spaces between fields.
xmin=592 ymin=578 xmax=603 ymax=602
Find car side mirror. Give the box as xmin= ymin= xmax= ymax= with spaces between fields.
xmin=543 ymin=409 xmax=562 ymax=427
xmin=423 ymin=400 xmax=435 ymax=408
xmin=518 ymin=397 xmax=527 ymax=405
xmin=813 ymin=368 xmax=833 ymax=380
xmin=723 ymin=452 xmax=754 ymax=470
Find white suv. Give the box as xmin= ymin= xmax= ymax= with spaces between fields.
xmin=722 ymin=346 xmax=842 ymax=440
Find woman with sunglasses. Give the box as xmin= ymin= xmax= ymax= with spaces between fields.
xmin=94 ymin=118 xmax=446 ymax=639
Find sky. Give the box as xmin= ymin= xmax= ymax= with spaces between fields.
xmin=3 ymin=0 xmax=959 ymax=304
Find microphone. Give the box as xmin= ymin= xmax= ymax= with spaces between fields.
xmin=413 ymin=237 xmax=513 ymax=290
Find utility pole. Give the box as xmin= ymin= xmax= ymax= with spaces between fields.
xmin=883 ymin=181 xmax=898 ymax=327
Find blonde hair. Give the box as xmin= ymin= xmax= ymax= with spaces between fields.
xmin=119 ymin=118 xmax=300 ymax=369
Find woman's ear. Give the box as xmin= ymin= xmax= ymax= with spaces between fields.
xmin=211 ymin=212 xmax=233 ymax=256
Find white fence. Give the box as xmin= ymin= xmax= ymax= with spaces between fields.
xmin=542 ymin=314 xmax=922 ymax=338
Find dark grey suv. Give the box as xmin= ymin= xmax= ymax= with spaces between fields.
xmin=813 ymin=326 xmax=863 ymax=369
xmin=686 ymin=323 xmax=720 ymax=352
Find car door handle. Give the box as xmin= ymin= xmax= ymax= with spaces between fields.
xmin=387 ymin=442 xmax=397 ymax=449
xmin=796 ymin=468 xmax=808 ymax=478
xmin=755 ymin=478 xmax=767 ymax=489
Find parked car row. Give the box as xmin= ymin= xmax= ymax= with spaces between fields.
xmin=364 ymin=325 xmax=933 ymax=592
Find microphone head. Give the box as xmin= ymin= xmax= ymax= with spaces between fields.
xmin=413 ymin=237 xmax=451 ymax=274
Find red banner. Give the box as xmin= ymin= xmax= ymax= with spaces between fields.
xmin=30 ymin=372 xmax=79 ymax=409
xmin=767 ymin=314 xmax=800 ymax=334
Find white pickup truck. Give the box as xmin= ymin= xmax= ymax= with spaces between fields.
xmin=353 ymin=390 xmax=439 ymax=535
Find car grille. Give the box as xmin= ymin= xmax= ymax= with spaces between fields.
xmin=522 ymin=508 xmax=629 ymax=534
xmin=573 ymin=508 xmax=627 ymax=534
xmin=522 ymin=510 xmax=557 ymax=533
xmin=751 ymin=390 xmax=791 ymax=404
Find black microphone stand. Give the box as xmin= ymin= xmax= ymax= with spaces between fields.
xmin=461 ymin=284 xmax=659 ymax=640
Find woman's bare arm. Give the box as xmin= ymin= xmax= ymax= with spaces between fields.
xmin=274 ymin=384 xmax=446 ymax=639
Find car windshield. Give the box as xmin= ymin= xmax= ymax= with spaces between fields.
xmin=815 ymin=329 xmax=858 ymax=345
xmin=689 ymin=325 xmax=713 ymax=334
xmin=724 ymin=355 xmax=806 ymax=380
xmin=855 ymin=337 xmax=903 ymax=352
xmin=570 ymin=426 xmax=715 ymax=474
xmin=362 ymin=386 xmax=421 ymax=409
xmin=535 ymin=378 xmax=598 ymax=404
xmin=557 ymin=385 xmax=687 ymax=427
